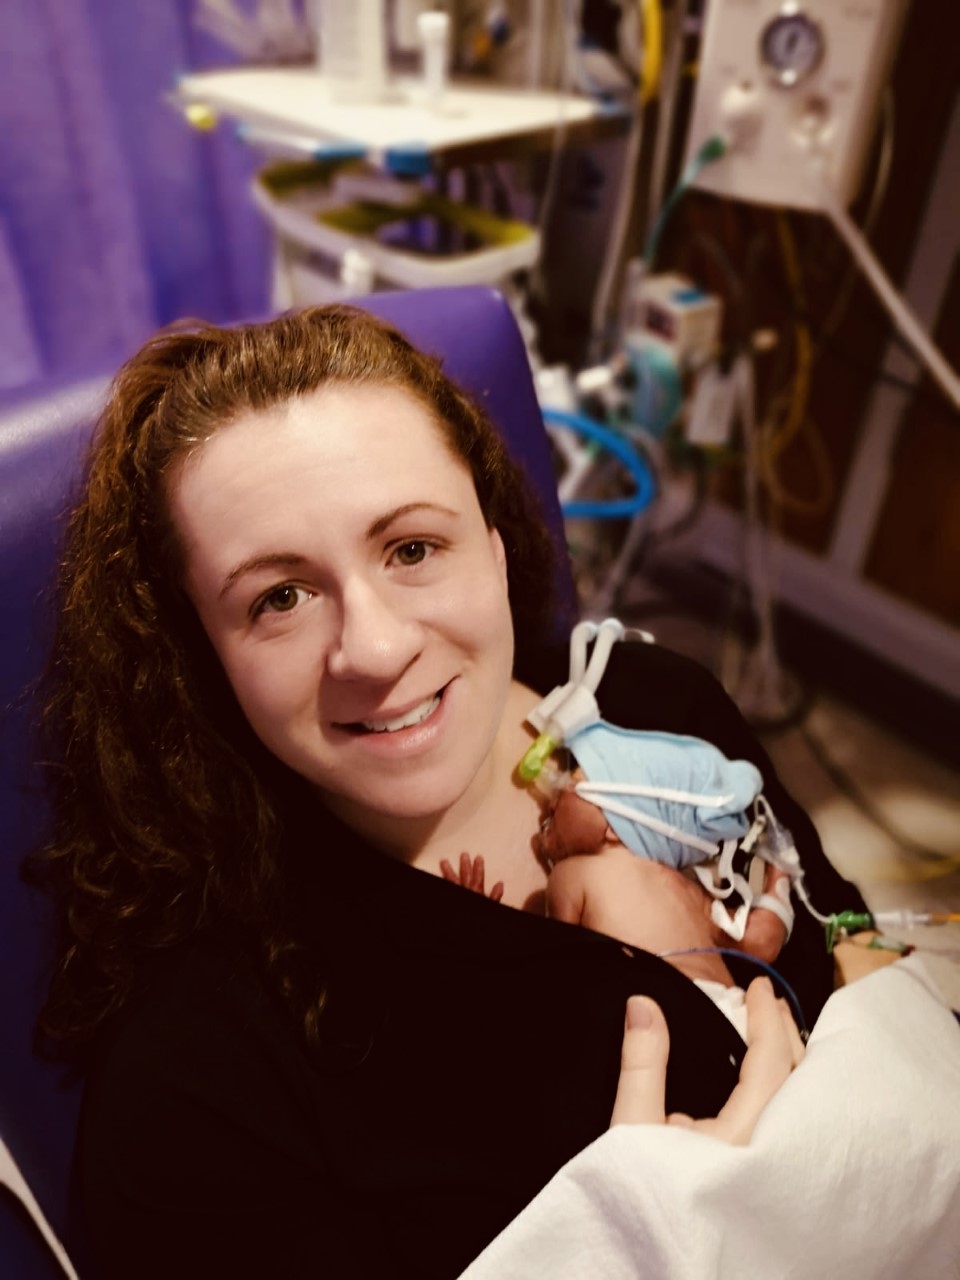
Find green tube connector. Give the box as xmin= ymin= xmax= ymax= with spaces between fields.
xmin=518 ymin=732 xmax=559 ymax=782
xmin=824 ymin=910 xmax=876 ymax=952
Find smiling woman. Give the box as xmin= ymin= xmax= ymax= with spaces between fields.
xmin=167 ymin=381 xmax=521 ymax=848
xmin=29 ymin=303 xmax=866 ymax=1279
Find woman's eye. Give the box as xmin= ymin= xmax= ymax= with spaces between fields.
xmin=256 ymin=585 xmax=307 ymax=616
xmin=392 ymin=540 xmax=432 ymax=567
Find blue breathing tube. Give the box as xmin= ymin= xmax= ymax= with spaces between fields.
xmin=543 ymin=408 xmax=656 ymax=519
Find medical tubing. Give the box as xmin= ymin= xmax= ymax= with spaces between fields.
xmin=543 ymin=409 xmax=656 ymax=519
xmin=581 ymin=618 xmax=625 ymax=693
xmin=759 ymin=806 xmax=833 ymax=928
xmin=657 ymin=947 xmax=808 ymax=1038
xmin=644 ymin=0 xmax=690 ymax=242
xmin=518 ymin=732 xmax=559 ymax=783
xmin=590 ymin=105 xmax=645 ymax=361
xmin=569 ymin=620 xmax=598 ymax=683
xmin=644 ymin=133 xmax=728 ymax=268
xmin=819 ymin=172 xmax=960 ymax=411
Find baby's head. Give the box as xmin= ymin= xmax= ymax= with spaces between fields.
xmin=536 ymin=770 xmax=616 ymax=865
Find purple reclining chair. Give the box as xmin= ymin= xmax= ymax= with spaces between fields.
xmin=0 ymin=287 xmax=576 ymax=1277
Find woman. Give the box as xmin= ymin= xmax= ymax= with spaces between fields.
xmin=34 ymin=304 xmax=861 ymax=1278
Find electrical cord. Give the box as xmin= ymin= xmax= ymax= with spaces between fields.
xmin=719 ymin=352 xmax=804 ymax=727
xmin=758 ymin=264 xmax=960 ymax=416
xmin=529 ymin=0 xmax=578 ymax=306
xmin=816 ymin=87 xmax=896 ymax=349
xmin=656 ymin=947 xmax=808 ymax=1037
xmin=817 ymin=166 xmax=960 ymax=411
xmin=589 ymin=104 xmax=646 ymax=361
xmin=640 ymin=0 xmax=663 ymax=103
xmin=754 ymin=211 xmax=837 ymax=518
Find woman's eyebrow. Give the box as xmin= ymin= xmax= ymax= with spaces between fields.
xmin=219 ymin=553 xmax=306 ymax=600
xmin=365 ymin=502 xmax=460 ymax=539
xmin=218 ymin=505 xmax=460 ymax=599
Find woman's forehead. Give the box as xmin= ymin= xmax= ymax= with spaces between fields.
xmin=166 ymin=382 xmax=478 ymax=549
xmin=169 ymin=381 xmax=465 ymax=485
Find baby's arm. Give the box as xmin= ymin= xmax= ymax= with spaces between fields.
xmin=546 ymin=844 xmax=736 ymax=986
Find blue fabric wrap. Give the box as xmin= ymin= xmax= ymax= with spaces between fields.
xmin=567 ymin=722 xmax=764 ymax=868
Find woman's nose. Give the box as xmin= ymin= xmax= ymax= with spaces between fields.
xmin=325 ymin=580 xmax=424 ymax=683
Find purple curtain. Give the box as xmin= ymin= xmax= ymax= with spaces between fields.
xmin=0 ymin=0 xmax=271 ymax=392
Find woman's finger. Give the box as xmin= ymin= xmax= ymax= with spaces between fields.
xmin=706 ymin=977 xmax=802 ymax=1144
xmin=777 ymin=993 xmax=806 ymax=1068
xmin=609 ymin=996 xmax=671 ymax=1127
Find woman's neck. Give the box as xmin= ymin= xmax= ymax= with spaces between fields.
xmin=333 ymin=680 xmax=550 ymax=912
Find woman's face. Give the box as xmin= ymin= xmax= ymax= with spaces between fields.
xmin=168 ymin=383 xmax=516 ymax=842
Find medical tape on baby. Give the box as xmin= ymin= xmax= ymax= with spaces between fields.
xmin=754 ymin=882 xmax=796 ymax=940
xmin=699 ymin=840 xmax=752 ymax=939
xmin=693 ymin=839 xmax=751 ymax=901
xmin=574 ymin=786 xmax=720 ymax=857
xmin=575 ymin=780 xmax=738 ymax=809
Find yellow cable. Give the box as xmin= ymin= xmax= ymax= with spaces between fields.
xmin=768 ymin=211 xmax=812 ymax=461
xmin=640 ymin=0 xmax=662 ymax=103
xmin=760 ymin=396 xmax=836 ymax=518
xmin=755 ymin=211 xmax=839 ymax=516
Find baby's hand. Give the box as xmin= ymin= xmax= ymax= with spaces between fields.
xmin=731 ymin=864 xmax=791 ymax=965
xmin=439 ymin=852 xmax=504 ymax=902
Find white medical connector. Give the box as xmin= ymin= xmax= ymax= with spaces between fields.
xmin=520 ymin=619 xmax=625 ymax=780
xmin=340 ymin=248 xmax=376 ymax=294
xmin=418 ymin=10 xmax=450 ymax=108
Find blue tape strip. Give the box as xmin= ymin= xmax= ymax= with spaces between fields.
xmin=383 ymin=144 xmax=433 ymax=176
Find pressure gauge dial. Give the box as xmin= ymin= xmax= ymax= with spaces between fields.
xmin=759 ymin=6 xmax=825 ymax=87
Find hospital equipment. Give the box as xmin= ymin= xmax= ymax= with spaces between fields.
xmin=681 ymin=0 xmax=959 ymax=409
xmin=252 ymin=157 xmax=541 ymax=307
xmin=315 ymin=0 xmax=392 ymax=102
xmin=683 ymin=0 xmax=910 ymax=211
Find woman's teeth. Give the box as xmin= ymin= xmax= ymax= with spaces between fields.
xmin=360 ymin=692 xmax=441 ymax=734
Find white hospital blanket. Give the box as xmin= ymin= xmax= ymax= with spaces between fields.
xmin=461 ymin=958 xmax=960 ymax=1279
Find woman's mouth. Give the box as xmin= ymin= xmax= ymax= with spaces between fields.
xmin=348 ymin=689 xmax=444 ymax=735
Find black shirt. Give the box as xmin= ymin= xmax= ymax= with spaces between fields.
xmin=80 ymin=643 xmax=864 ymax=1278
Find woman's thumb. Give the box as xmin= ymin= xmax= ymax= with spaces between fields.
xmin=609 ymin=996 xmax=670 ymax=1127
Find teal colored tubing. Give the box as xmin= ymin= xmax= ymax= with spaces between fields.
xmin=543 ymin=408 xmax=656 ymax=519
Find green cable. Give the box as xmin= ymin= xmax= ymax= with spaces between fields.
xmin=644 ymin=133 xmax=729 ymax=268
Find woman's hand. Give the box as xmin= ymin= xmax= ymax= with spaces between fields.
xmin=610 ymin=978 xmax=804 ymax=1144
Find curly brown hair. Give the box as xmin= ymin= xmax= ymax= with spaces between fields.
xmin=33 ymin=304 xmax=558 ymax=1059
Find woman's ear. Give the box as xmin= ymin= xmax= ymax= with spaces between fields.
xmin=489 ymin=527 xmax=508 ymax=583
